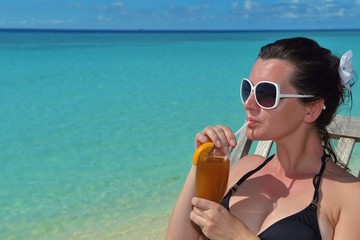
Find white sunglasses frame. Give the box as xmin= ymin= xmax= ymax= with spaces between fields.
xmin=240 ymin=78 xmax=314 ymax=110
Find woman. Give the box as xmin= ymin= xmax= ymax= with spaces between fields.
xmin=166 ymin=37 xmax=360 ymax=240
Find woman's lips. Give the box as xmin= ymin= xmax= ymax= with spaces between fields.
xmin=247 ymin=118 xmax=257 ymax=127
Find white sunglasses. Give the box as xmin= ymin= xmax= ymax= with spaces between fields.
xmin=240 ymin=78 xmax=314 ymax=109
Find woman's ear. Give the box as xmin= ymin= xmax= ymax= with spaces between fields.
xmin=303 ymin=99 xmax=325 ymax=123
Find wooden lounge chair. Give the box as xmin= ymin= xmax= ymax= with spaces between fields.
xmin=231 ymin=115 xmax=360 ymax=177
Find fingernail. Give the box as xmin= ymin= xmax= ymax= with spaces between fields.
xmin=230 ymin=139 xmax=236 ymax=146
xmin=222 ymin=146 xmax=229 ymax=154
xmin=216 ymin=140 xmax=222 ymax=148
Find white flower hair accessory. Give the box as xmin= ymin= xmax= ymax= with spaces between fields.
xmin=338 ymin=50 xmax=353 ymax=91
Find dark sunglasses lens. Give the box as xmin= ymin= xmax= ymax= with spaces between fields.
xmin=256 ymin=83 xmax=277 ymax=108
xmin=241 ymin=80 xmax=251 ymax=103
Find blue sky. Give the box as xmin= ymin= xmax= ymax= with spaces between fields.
xmin=1 ymin=0 xmax=360 ymax=30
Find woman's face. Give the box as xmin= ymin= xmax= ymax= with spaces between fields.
xmin=244 ymin=58 xmax=308 ymax=141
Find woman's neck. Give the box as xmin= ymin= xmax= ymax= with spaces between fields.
xmin=272 ymin=128 xmax=324 ymax=177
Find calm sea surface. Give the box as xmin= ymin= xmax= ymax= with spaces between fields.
xmin=1 ymin=30 xmax=360 ymax=239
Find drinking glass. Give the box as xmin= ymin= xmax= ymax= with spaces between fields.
xmin=195 ymin=147 xmax=230 ymax=203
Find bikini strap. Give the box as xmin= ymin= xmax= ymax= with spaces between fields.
xmin=310 ymin=151 xmax=330 ymax=207
xmin=229 ymin=154 xmax=275 ymax=194
xmin=220 ymin=154 xmax=274 ymax=210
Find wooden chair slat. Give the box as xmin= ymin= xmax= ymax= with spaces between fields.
xmin=327 ymin=115 xmax=360 ymax=141
xmin=231 ymin=135 xmax=252 ymax=167
xmin=254 ymin=140 xmax=273 ymax=157
xmin=336 ymin=137 xmax=356 ymax=166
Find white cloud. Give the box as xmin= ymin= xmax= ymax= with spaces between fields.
xmin=97 ymin=15 xmax=111 ymax=22
xmin=66 ymin=3 xmax=82 ymax=9
xmin=281 ymin=12 xmax=299 ymax=19
xmin=232 ymin=2 xmax=240 ymax=9
xmin=188 ymin=4 xmax=210 ymax=11
xmin=92 ymin=1 xmax=128 ymax=17
xmin=161 ymin=3 xmax=211 ymax=21
xmin=337 ymin=8 xmax=345 ymax=17
xmin=93 ymin=5 xmax=109 ymax=11
xmin=48 ymin=19 xmax=66 ymax=24
xmin=10 ymin=18 xmax=74 ymax=26
xmin=244 ymin=0 xmax=252 ymax=10
xmin=112 ymin=1 xmax=124 ymax=8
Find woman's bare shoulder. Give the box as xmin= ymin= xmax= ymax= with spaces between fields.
xmin=323 ymin=162 xmax=360 ymax=204
xmin=323 ymin=166 xmax=360 ymax=236
xmin=233 ymin=154 xmax=268 ymax=169
xmin=228 ymin=154 xmax=268 ymax=184
xmin=324 ymin=161 xmax=360 ymax=184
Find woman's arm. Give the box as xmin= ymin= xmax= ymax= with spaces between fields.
xmin=166 ymin=166 xmax=202 ymax=240
xmin=333 ymin=181 xmax=360 ymax=240
xmin=166 ymin=125 xmax=237 ymax=239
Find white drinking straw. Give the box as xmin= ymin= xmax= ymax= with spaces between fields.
xmin=234 ymin=120 xmax=249 ymax=138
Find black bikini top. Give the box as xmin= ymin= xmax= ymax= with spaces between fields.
xmin=220 ymin=153 xmax=329 ymax=240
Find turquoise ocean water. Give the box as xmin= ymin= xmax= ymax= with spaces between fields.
xmin=1 ymin=30 xmax=360 ymax=239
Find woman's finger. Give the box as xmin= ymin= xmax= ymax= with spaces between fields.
xmin=194 ymin=125 xmax=236 ymax=153
xmin=219 ymin=125 xmax=237 ymax=147
xmin=212 ymin=126 xmax=229 ymax=148
xmin=202 ymin=126 xmax=223 ymax=148
xmin=191 ymin=197 xmax=217 ymax=210
xmin=194 ymin=132 xmax=212 ymax=148
xmin=190 ymin=207 xmax=206 ymax=228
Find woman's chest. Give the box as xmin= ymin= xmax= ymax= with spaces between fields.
xmin=228 ymin=175 xmax=317 ymax=234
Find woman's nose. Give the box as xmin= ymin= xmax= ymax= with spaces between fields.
xmin=244 ymin=91 xmax=259 ymax=110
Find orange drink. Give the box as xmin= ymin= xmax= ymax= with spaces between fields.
xmin=195 ymin=147 xmax=230 ymax=203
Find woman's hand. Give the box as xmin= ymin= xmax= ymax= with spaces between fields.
xmin=190 ymin=197 xmax=259 ymax=240
xmin=195 ymin=125 xmax=237 ymax=154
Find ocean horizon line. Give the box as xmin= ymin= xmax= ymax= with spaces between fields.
xmin=1 ymin=27 xmax=360 ymax=34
